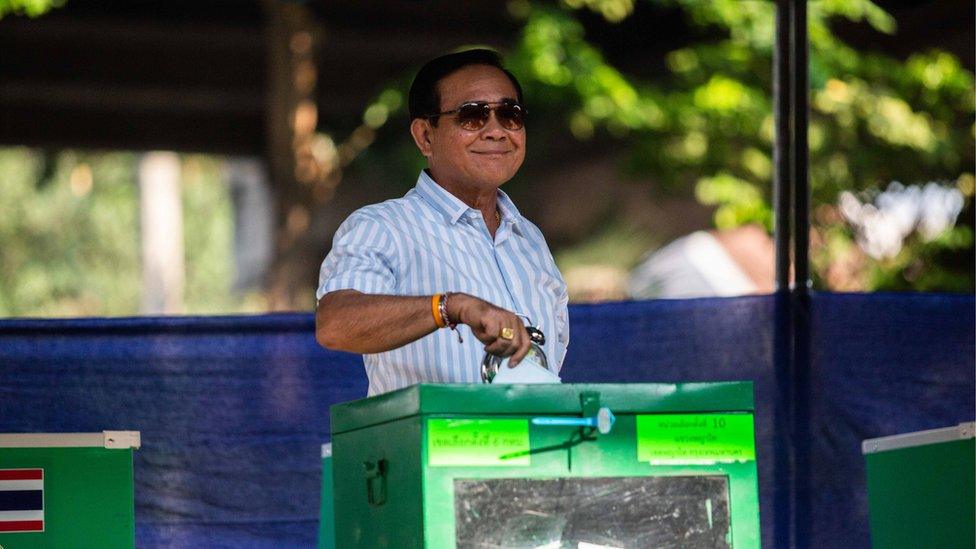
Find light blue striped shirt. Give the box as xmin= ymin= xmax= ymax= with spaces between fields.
xmin=317 ymin=171 xmax=569 ymax=395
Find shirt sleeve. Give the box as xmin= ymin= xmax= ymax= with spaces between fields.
xmin=316 ymin=211 xmax=399 ymax=301
xmin=554 ymin=276 xmax=570 ymax=369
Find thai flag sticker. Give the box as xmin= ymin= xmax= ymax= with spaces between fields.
xmin=0 ymin=469 xmax=44 ymax=533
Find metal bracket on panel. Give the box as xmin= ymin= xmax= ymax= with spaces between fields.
xmin=103 ymin=431 xmax=141 ymax=449
xmin=862 ymin=422 xmax=976 ymax=454
xmin=580 ymin=391 xmax=601 ymax=418
xmin=364 ymin=458 xmax=388 ymax=506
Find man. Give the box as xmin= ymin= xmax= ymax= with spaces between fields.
xmin=315 ymin=49 xmax=568 ymax=395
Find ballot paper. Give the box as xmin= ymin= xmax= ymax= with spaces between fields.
xmin=491 ymin=356 xmax=562 ymax=384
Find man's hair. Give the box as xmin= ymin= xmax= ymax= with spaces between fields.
xmin=408 ymin=48 xmax=524 ymax=124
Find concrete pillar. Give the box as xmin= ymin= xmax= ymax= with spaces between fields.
xmin=139 ymin=151 xmax=184 ymax=314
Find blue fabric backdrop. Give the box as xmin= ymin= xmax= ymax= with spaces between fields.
xmin=0 ymin=292 xmax=972 ymax=548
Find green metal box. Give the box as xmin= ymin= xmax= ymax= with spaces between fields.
xmin=0 ymin=431 xmax=140 ymax=549
xmin=319 ymin=443 xmax=336 ymax=549
xmin=863 ymin=422 xmax=975 ymax=549
xmin=330 ymin=383 xmax=760 ymax=548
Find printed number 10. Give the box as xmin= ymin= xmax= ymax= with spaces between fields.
xmin=712 ymin=417 xmax=726 ymax=428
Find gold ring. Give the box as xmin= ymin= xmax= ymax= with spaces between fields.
xmin=500 ymin=327 xmax=515 ymax=341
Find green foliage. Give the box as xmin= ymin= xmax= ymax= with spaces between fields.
xmin=0 ymin=0 xmax=65 ymax=19
xmin=179 ymin=155 xmax=254 ymax=315
xmin=506 ymin=0 xmax=974 ymax=291
xmin=355 ymin=0 xmax=972 ymax=292
xmin=0 ymin=148 xmax=254 ymax=317
xmin=554 ymin=222 xmax=655 ymax=270
xmin=0 ymin=148 xmax=140 ymax=316
xmin=867 ymin=223 xmax=974 ymax=292
xmin=695 ymin=172 xmax=772 ymax=230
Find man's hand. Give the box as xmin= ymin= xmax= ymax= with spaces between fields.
xmin=448 ymin=293 xmax=531 ymax=367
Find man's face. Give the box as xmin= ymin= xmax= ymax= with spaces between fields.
xmin=414 ymin=64 xmax=526 ymax=194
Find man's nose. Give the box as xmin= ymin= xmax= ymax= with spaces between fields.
xmin=480 ymin=111 xmax=509 ymax=138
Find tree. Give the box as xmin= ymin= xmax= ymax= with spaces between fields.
xmin=357 ymin=0 xmax=973 ymax=292
xmin=0 ymin=0 xmax=65 ymax=19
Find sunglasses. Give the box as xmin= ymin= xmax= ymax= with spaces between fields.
xmin=426 ymin=100 xmax=527 ymax=131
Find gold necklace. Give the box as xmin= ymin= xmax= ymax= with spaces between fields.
xmin=495 ymin=210 xmax=501 ymax=224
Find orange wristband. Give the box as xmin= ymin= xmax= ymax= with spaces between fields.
xmin=431 ymin=294 xmax=446 ymax=328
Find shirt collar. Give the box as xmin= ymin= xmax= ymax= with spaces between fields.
xmin=495 ymin=187 xmax=525 ymax=237
xmin=414 ymin=170 xmax=525 ymax=236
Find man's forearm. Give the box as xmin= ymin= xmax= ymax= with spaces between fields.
xmin=315 ymin=290 xmax=437 ymax=354
xmin=316 ymin=289 xmax=532 ymax=364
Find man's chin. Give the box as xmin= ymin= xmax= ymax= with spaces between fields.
xmin=477 ymin=171 xmax=518 ymax=190
xmin=474 ymin=163 xmax=522 ymax=187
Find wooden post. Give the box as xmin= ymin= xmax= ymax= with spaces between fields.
xmin=263 ymin=0 xmax=321 ymax=310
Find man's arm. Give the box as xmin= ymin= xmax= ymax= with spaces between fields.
xmin=316 ymin=289 xmax=532 ymax=365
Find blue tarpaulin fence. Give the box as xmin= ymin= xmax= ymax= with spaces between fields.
xmin=1 ymin=292 xmax=972 ymax=547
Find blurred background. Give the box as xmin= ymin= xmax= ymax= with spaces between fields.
xmin=0 ymin=0 xmax=972 ymax=317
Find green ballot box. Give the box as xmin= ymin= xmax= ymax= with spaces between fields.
xmin=328 ymin=383 xmax=760 ymax=548
xmin=0 ymin=431 xmax=140 ymax=549
xmin=862 ymin=422 xmax=975 ymax=549
xmin=318 ymin=443 xmax=336 ymax=549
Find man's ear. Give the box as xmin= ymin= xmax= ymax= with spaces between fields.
xmin=410 ymin=118 xmax=434 ymax=157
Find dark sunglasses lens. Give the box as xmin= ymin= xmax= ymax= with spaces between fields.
xmin=456 ymin=103 xmax=490 ymax=130
xmin=496 ymin=104 xmax=524 ymax=130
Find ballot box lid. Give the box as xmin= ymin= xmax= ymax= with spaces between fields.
xmin=0 ymin=431 xmax=141 ymax=449
xmin=330 ymin=382 xmax=753 ymax=435
xmin=862 ymin=422 xmax=975 ymax=454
